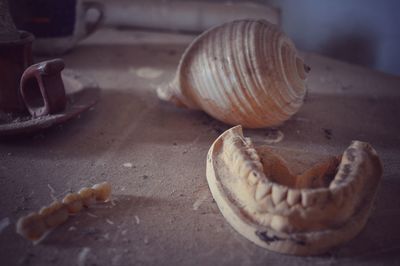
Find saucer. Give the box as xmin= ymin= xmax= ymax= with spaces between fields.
xmin=0 ymin=70 xmax=99 ymax=136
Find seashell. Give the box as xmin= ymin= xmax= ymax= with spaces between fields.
xmin=158 ymin=19 xmax=309 ymax=128
xmin=206 ymin=126 xmax=382 ymax=255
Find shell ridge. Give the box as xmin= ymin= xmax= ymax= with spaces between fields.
xmin=232 ymin=20 xmax=259 ymax=123
xmin=240 ymin=20 xmax=269 ymax=126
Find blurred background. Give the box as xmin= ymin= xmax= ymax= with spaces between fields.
xmin=266 ymin=0 xmax=400 ymax=76
xmin=8 ymin=0 xmax=400 ymax=76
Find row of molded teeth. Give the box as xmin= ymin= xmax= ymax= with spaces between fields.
xmin=223 ymin=133 xmax=367 ymax=218
xmin=223 ymin=134 xmax=265 ymax=185
xmin=223 ymin=134 xmax=305 ymax=209
xmin=218 ymin=128 xmax=381 ymax=234
xmin=16 ymin=182 xmax=111 ymax=241
xmin=253 ymin=163 xmax=357 ymax=214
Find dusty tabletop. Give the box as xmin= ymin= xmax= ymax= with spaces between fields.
xmin=1 ymin=28 xmax=400 ymax=265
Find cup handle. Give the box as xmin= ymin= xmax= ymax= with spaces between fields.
xmin=20 ymin=59 xmax=67 ymax=117
xmin=82 ymin=1 xmax=104 ymax=38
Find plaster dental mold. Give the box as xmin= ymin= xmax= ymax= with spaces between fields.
xmin=206 ymin=126 xmax=382 ymax=255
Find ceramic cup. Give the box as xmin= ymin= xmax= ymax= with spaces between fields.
xmin=10 ymin=0 xmax=103 ymax=55
xmin=0 ymin=31 xmax=34 ymax=114
xmin=0 ymin=31 xmax=66 ymax=119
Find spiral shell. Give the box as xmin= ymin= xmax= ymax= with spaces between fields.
xmin=206 ymin=126 xmax=383 ymax=255
xmin=158 ymin=19 xmax=309 ymax=128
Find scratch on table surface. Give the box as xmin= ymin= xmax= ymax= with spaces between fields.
xmin=123 ymin=162 xmax=133 ymax=168
xmin=294 ymin=116 xmax=311 ymax=122
xmin=133 ymin=67 xmax=164 ymax=79
xmin=48 ymin=184 xmax=57 ymax=201
xmin=87 ymin=212 xmax=98 ymax=218
xmin=0 ymin=217 xmax=10 ymax=234
xmin=134 ymin=215 xmax=140 ymax=225
xmin=78 ymin=247 xmax=91 ymax=266
xmin=193 ymin=189 xmax=209 ymax=211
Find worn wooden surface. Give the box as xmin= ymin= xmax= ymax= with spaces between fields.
xmin=1 ymin=28 xmax=400 ymax=265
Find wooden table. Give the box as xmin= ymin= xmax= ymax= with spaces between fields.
xmin=1 ymin=28 xmax=400 ymax=265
